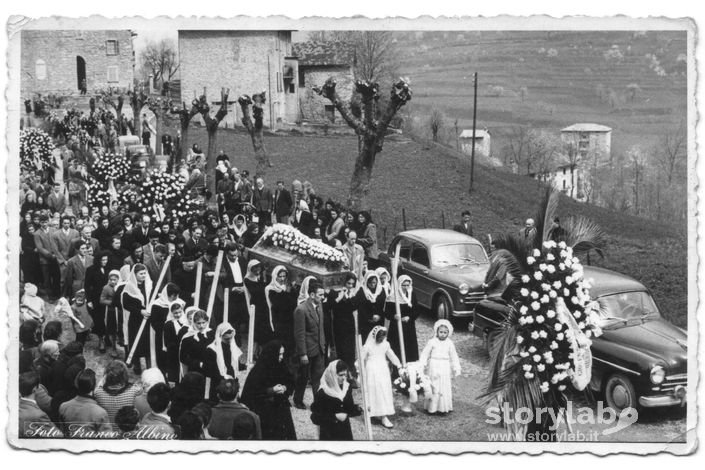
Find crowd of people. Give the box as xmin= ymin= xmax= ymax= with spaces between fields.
xmin=19 ymin=132 xmax=472 ymax=441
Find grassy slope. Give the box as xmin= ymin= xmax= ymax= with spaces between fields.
xmin=393 ymin=31 xmax=687 ymax=160
xmin=176 ymin=123 xmax=687 ymax=327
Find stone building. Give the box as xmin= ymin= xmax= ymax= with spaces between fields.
xmin=459 ymin=129 xmax=491 ymax=159
xmin=21 ymin=30 xmax=134 ymax=97
xmin=560 ymin=123 xmax=612 ymax=162
xmin=292 ymin=41 xmax=355 ymax=123
xmin=178 ymin=30 xmax=299 ymax=129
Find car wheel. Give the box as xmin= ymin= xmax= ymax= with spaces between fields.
xmin=434 ymin=294 xmax=452 ymax=320
xmin=604 ymin=373 xmax=638 ymax=413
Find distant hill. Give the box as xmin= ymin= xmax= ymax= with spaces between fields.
xmin=392 ymin=30 xmax=687 ymax=161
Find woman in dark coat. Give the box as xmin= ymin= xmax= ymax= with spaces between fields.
xmin=120 ymin=263 xmax=152 ymax=373
xmin=329 ymin=273 xmax=359 ymax=380
xmin=20 ymin=222 xmax=41 ymax=285
xmin=85 ymin=251 xmax=111 ymax=350
xmin=355 ymin=271 xmax=386 ymax=340
xmin=179 ymin=309 xmax=214 ymax=376
xmin=244 ymin=260 xmax=274 ymax=349
xmin=265 ymin=266 xmax=298 ymax=360
xmin=240 ymin=340 xmax=296 ymax=440
xmin=385 ymin=274 xmax=420 ymax=363
xmin=310 ymin=360 xmax=361 ymax=440
xmin=203 ymin=322 xmax=242 ymax=401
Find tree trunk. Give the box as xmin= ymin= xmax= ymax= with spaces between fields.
xmin=205 ymin=123 xmax=219 ymax=197
xmin=348 ymin=136 xmax=377 ymax=210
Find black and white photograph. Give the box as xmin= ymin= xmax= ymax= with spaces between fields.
xmin=3 ymin=13 xmax=697 ymax=456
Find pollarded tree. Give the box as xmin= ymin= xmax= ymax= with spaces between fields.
xmin=314 ymin=77 xmax=412 ymax=210
xmin=238 ymin=92 xmax=271 ymax=176
xmin=193 ymin=88 xmax=230 ymax=197
xmin=170 ymin=100 xmax=200 ymax=161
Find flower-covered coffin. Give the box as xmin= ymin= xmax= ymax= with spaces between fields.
xmin=247 ymin=224 xmax=352 ymax=289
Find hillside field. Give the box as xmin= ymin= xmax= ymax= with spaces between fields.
xmin=392 ymin=30 xmax=687 ymax=162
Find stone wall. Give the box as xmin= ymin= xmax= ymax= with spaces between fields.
xmin=298 ymin=65 xmax=354 ymax=123
xmin=21 ymin=30 xmax=134 ymax=97
xmin=178 ymin=30 xmax=296 ymax=130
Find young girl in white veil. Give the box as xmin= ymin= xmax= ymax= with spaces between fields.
xmin=361 ymin=325 xmax=402 ymax=429
xmin=419 ymin=319 xmax=461 ymax=414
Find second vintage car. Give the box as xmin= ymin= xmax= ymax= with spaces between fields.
xmin=377 ymin=229 xmax=491 ymax=320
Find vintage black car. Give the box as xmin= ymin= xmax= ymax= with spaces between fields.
xmin=377 ymin=229 xmax=490 ymax=319
xmin=471 ymin=266 xmax=687 ymax=412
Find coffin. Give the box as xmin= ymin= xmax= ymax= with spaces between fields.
xmin=246 ymin=224 xmax=351 ymax=289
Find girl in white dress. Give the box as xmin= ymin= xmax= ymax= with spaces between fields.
xmin=419 ymin=319 xmax=461 ymax=414
xmin=361 ymin=325 xmax=401 ymax=428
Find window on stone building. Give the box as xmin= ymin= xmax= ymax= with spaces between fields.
xmin=106 ymin=40 xmax=119 ymax=56
xmin=325 ymin=105 xmax=336 ymax=123
xmin=298 ymin=69 xmax=305 ymax=87
xmin=35 ymin=59 xmax=46 ymax=80
xmin=107 ymin=66 xmax=119 ymax=83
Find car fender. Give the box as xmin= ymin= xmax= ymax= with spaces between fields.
xmin=432 ymin=287 xmax=455 ymax=313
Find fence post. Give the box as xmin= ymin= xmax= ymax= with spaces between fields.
xmin=441 ymin=210 xmax=446 ymax=229
xmin=402 ymin=208 xmax=407 ymax=231
xmin=383 ymin=227 xmax=387 ymax=247
xmin=422 ymin=215 xmax=427 ymax=228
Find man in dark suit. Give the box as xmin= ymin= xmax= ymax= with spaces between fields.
xmin=252 ymin=177 xmax=274 ymax=230
xmin=34 ymin=214 xmax=60 ymax=297
xmin=51 ymin=215 xmax=79 ymax=296
xmin=63 ymin=240 xmax=93 ymax=298
xmin=133 ymin=214 xmax=152 ymax=247
xmin=184 ymin=226 xmax=208 ymax=260
xmin=273 ymin=180 xmax=293 ymax=225
xmin=217 ymin=243 xmax=248 ymax=342
xmin=293 ymin=279 xmax=327 ymax=409
xmin=208 ymin=378 xmax=261 ymax=440
xmin=453 ymin=210 xmax=474 ymax=237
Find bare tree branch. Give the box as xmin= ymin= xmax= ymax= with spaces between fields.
xmin=313 ymin=77 xmax=367 ymax=135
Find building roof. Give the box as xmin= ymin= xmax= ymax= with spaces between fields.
xmin=292 ymin=41 xmax=356 ymax=67
xmin=561 ymin=123 xmax=612 ymax=133
xmin=459 ymin=129 xmax=490 ymax=139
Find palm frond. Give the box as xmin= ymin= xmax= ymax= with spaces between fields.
xmin=480 ymin=307 xmax=546 ymax=412
xmin=484 ymin=248 xmax=525 ymax=284
xmin=492 ymin=233 xmax=530 ymax=273
xmin=534 ymin=185 xmax=560 ymax=250
xmin=562 ymin=216 xmax=607 ymax=258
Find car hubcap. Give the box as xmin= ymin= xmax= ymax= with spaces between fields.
xmin=612 ymin=384 xmax=630 ymax=409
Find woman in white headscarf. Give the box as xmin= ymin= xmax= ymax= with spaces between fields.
xmin=355 ymin=270 xmax=386 ymax=339
xmin=204 ymin=322 xmax=243 ymax=400
xmin=121 ymin=263 xmax=153 ymax=374
xmin=361 ymin=326 xmax=401 ymax=429
xmin=385 ymin=274 xmax=419 ymax=363
xmin=297 ymin=275 xmax=316 ymax=305
xmin=310 ymin=360 xmax=362 ymax=440
xmin=265 ymin=265 xmax=297 ymax=359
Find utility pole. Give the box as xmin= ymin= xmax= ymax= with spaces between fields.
xmin=469 ymin=72 xmax=478 ymax=193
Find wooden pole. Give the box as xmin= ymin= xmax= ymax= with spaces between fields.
xmin=469 ymin=72 xmax=478 ymax=193
xmin=243 ymin=284 xmax=256 ymax=370
xmin=441 ymin=210 xmax=446 ymax=229
xmin=193 ymin=261 xmax=203 ymax=308
xmin=223 ymin=288 xmax=229 ymax=324
xmin=206 ymin=251 xmax=224 ymax=325
xmin=353 ymin=310 xmax=373 ymax=441
xmin=402 ymin=208 xmax=407 ymax=231
xmin=126 ymin=255 xmax=172 ymax=365
xmin=391 ymin=244 xmax=407 ymax=366
xmin=487 ymin=233 xmax=493 ymax=253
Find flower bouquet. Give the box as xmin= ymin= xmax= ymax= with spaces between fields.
xmin=90 ymin=153 xmax=130 ymax=183
xmin=393 ymin=362 xmax=432 ymax=403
